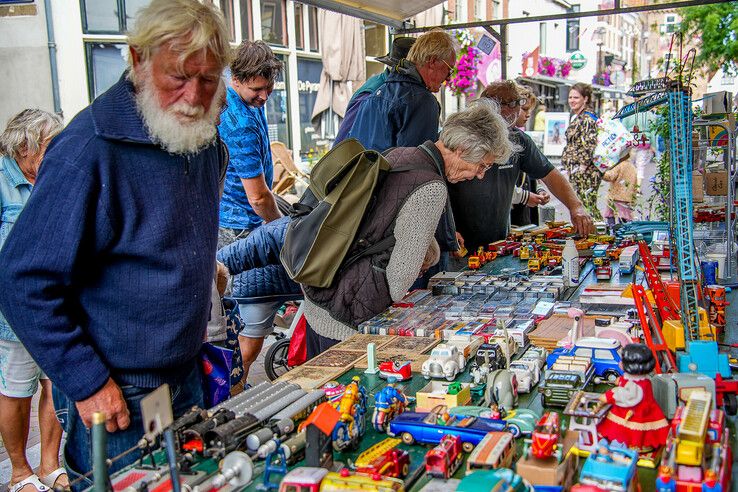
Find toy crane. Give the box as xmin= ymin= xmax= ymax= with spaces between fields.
xmin=614 ymin=34 xmax=726 ymax=377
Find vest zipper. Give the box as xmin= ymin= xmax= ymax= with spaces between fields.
xmin=184 ymin=155 xmax=190 ymax=175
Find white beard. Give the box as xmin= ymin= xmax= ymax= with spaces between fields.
xmin=131 ymin=64 xmax=225 ymax=155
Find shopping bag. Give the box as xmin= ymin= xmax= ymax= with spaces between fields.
xmin=594 ymin=118 xmax=633 ymax=173
xmin=287 ymin=314 xmax=308 ymax=367
xmin=199 ymin=342 xmax=233 ymax=408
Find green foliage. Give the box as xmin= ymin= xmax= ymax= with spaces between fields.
xmin=647 ymin=106 xmax=671 ymax=221
xmin=679 ymin=3 xmax=738 ymax=75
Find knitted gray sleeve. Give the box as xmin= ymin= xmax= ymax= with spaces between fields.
xmin=386 ymin=181 xmax=447 ymax=302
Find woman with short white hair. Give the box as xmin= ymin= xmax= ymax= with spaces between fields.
xmin=0 ymin=108 xmax=64 ymax=492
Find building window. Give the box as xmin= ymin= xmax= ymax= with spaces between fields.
xmin=261 ymin=0 xmax=287 ymax=46
xmin=86 ymin=42 xmax=128 ymax=99
xmin=455 ymin=0 xmax=467 ymax=22
xmin=492 ymin=0 xmax=500 ymax=19
xmin=474 ymin=0 xmax=484 ymax=20
xmin=81 ymin=0 xmax=148 ymax=34
xmin=266 ymin=54 xmax=290 ymax=147
xmin=308 ymin=5 xmax=319 ymax=53
xmin=566 ymin=5 xmax=579 ymax=52
xmin=294 ymin=3 xmax=305 ymax=49
xmin=240 ymin=0 xmax=252 ymax=41
xmin=219 ymin=0 xmax=236 ymax=42
xmin=364 ymin=22 xmax=387 ymax=59
xmin=296 ymin=57 xmax=325 ymax=160
xmin=539 ymin=23 xmax=547 ymax=55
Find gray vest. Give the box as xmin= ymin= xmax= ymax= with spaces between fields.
xmin=303 ymin=145 xmax=444 ymax=327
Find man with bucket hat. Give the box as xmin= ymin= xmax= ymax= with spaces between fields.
xmin=334 ymin=37 xmax=416 ymax=145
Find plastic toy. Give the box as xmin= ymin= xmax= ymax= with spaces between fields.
xmin=447 ymin=382 xmax=463 ymax=395
xmin=421 ymin=344 xmax=466 ymax=381
xmin=598 ymin=344 xmax=670 ymax=451
xmin=474 ymin=342 xmax=508 ymax=370
xmin=354 ymin=438 xmax=410 ymax=478
xmin=595 ymin=262 xmax=613 ymax=280
xmin=448 ymin=406 xmax=538 ymax=437
xmin=319 ymin=468 xmax=405 ymax=491
xmin=378 ymin=359 xmax=412 ymax=381
xmin=483 ymin=369 xmax=519 ymax=411
xmin=372 ymin=379 xmax=408 ymax=433
xmin=564 ymin=391 xmax=611 ymax=456
xmin=576 ymin=442 xmax=639 ymax=492
xmin=331 ymin=376 xmax=367 ymax=451
xmin=425 ymin=434 xmax=463 ymax=479
xmin=547 ymin=337 xmax=622 ymax=384
xmin=539 ymin=357 xmax=595 ymax=408
xmin=523 ymin=412 xmax=562 ymax=462
xmin=618 ymin=245 xmax=639 ymax=274
xmin=466 ymin=431 xmax=516 ymax=473
xmin=278 ymin=467 xmax=328 ymax=492
xmin=508 ymin=360 xmax=540 ymax=394
xmin=388 ymin=404 xmax=507 ymax=452
xmin=468 ymin=256 xmax=482 ymax=270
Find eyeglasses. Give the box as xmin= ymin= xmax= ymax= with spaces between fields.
xmin=501 ymin=98 xmax=528 ymax=108
xmin=477 ymin=160 xmax=495 ymax=172
xmin=440 ymin=59 xmax=454 ymax=81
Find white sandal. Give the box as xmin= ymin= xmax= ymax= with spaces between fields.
xmin=39 ymin=468 xmax=68 ymax=489
xmin=9 ymin=474 xmax=50 ymax=492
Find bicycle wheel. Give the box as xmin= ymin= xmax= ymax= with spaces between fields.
xmin=264 ymin=337 xmax=291 ymax=381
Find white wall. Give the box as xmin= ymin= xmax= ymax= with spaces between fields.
xmin=0 ymin=0 xmax=53 ymax=126
xmin=52 ymin=0 xmax=88 ymax=122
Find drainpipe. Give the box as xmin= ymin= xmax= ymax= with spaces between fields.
xmin=43 ymin=0 xmax=62 ymax=117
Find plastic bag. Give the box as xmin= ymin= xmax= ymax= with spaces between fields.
xmin=200 ymin=342 xmax=233 ymax=408
xmin=594 ymin=118 xmax=634 ymax=173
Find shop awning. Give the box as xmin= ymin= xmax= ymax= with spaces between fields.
xmin=297 ymin=0 xmax=445 ymax=28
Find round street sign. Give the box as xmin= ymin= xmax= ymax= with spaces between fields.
xmin=570 ymin=51 xmax=587 ymax=70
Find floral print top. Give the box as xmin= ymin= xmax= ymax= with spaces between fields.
xmin=561 ymin=110 xmax=599 ymax=174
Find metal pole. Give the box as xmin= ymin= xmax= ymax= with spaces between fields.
xmin=92 ymin=412 xmax=108 ymax=491
xmin=500 ymin=24 xmax=507 ymax=80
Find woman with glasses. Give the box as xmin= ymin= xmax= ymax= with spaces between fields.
xmin=561 ymin=82 xmax=602 ymax=221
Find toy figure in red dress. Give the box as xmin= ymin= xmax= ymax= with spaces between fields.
xmin=598 ymin=343 xmax=669 ymax=450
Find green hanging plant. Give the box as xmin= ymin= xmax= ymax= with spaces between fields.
xmin=647 ymin=105 xmax=671 ymax=221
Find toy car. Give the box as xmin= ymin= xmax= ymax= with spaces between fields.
xmin=448 ymin=406 xmax=538 ymax=437
xmin=378 ymin=359 xmax=412 ymax=381
xmin=538 ymin=357 xmax=595 ymax=408
xmin=466 ymin=431 xmax=516 ymax=473
xmin=425 ymin=434 xmax=463 ymax=479
xmin=577 ymin=443 xmax=638 ymax=492
xmin=422 ymin=344 xmax=466 ymax=381
xmin=457 ymin=468 xmax=532 ymax=492
xmin=523 ymin=412 xmax=562 ymax=462
xmin=547 ymin=337 xmax=622 ymax=384
xmin=388 ymin=404 xmax=507 ymax=452
xmin=519 ymin=346 xmax=548 ymax=370
xmin=474 ymin=342 xmax=507 ymax=370
xmin=354 ymin=438 xmax=410 ymax=478
xmin=508 ymin=360 xmax=540 ymax=394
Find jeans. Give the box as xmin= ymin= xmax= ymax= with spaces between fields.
xmin=53 ymin=365 xmax=203 ymax=491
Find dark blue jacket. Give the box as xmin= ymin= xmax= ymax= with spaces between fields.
xmin=217 ymin=216 xmax=300 ymax=297
xmin=0 ymin=74 xmax=223 ymax=401
xmin=347 ymin=61 xmax=440 ymax=152
xmin=334 ymin=71 xmax=388 ymax=146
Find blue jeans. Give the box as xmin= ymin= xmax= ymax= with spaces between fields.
xmin=53 ymin=365 xmax=203 ymax=491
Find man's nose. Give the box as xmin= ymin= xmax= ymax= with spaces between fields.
xmin=182 ymin=78 xmax=204 ymax=107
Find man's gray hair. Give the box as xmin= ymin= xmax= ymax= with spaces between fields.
xmin=0 ymin=109 xmax=63 ymax=159
xmin=127 ymin=0 xmax=230 ymax=71
xmin=440 ymin=99 xmax=519 ymax=164
xmin=407 ymin=30 xmax=456 ymax=67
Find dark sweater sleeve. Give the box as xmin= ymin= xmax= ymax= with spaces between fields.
xmin=0 ymin=155 xmax=112 ymax=401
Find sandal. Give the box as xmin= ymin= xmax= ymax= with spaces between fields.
xmin=40 ymin=468 xmax=68 ymax=489
xmin=9 ymin=475 xmax=49 ymax=492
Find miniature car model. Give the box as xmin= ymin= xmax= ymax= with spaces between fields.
xmin=520 ymin=346 xmax=548 ymax=370
xmin=278 ymin=467 xmax=329 ymax=492
xmin=388 ymin=404 xmax=507 ymax=452
xmin=354 ymin=438 xmax=410 ymax=478
xmin=577 ymin=443 xmax=638 ymax=492
xmin=595 ymin=263 xmax=613 ymax=280
xmin=378 ymin=359 xmax=412 ymax=381
xmin=467 ymin=431 xmax=516 ymax=473
xmin=547 ymin=337 xmax=622 ymax=383
xmin=457 ymin=468 xmax=532 ymax=492
xmin=422 ymin=344 xmax=466 ymax=381
xmin=523 ymin=412 xmax=562 ymax=462
xmin=425 ymin=434 xmax=463 ymax=479
xmin=538 ymin=357 xmax=595 ymax=408
xmin=468 ymin=256 xmax=482 ymax=270
xmin=448 ymin=406 xmax=538 ymax=437
xmin=474 ymin=342 xmax=507 ymax=370
xmin=508 ymin=360 xmax=540 ymax=393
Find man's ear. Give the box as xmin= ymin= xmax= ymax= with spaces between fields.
xmin=129 ymin=46 xmax=141 ymax=68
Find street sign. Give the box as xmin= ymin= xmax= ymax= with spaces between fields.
xmin=570 ymin=51 xmax=587 ymax=70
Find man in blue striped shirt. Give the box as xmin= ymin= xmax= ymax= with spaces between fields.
xmin=218 ymin=40 xmax=283 ymax=249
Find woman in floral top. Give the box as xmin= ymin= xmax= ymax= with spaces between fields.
xmin=562 ymin=82 xmax=602 ymax=220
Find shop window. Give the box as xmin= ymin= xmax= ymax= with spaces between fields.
xmin=294 ymin=3 xmax=305 ymax=49
xmin=566 ymin=5 xmax=579 ymax=52
xmin=365 ymin=61 xmax=384 ymax=80
xmin=266 ymin=54 xmax=290 ymax=148
xmin=82 ymin=0 xmax=148 ymax=33
xmin=539 ymin=23 xmax=547 ymax=55
xmin=261 ymin=0 xmax=287 ymax=47
xmin=364 ymin=22 xmax=387 ymax=59
xmin=297 ymin=58 xmax=326 ymax=162
xmin=239 ymin=0 xmax=252 ymax=41
xmin=308 ymin=5 xmax=319 ymax=53
xmin=86 ymin=43 xmax=128 ymax=99
xmin=219 ymin=0 xmax=236 ymax=42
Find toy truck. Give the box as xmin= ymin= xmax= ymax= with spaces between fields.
xmin=425 ymin=434 xmax=463 ymax=479
xmin=618 ymin=245 xmax=639 ymax=274
xmin=538 ymin=356 xmax=594 ymax=408
xmin=466 ymin=431 xmax=516 ymax=473
xmin=576 ymin=443 xmax=638 ymax=492
xmin=355 ymin=438 xmax=410 ymax=478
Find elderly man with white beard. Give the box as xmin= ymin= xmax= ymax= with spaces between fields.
xmin=0 ymin=0 xmax=230 ymax=486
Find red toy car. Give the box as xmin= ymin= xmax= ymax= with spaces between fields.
xmin=378 ymin=360 xmax=412 ymax=381
xmin=524 ymin=412 xmax=562 ymax=462
xmin=425 ymin=434 xmax=463 ymax=479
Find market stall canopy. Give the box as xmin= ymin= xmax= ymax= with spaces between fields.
xmin=297 ymin=0 xmax=445 ymax=28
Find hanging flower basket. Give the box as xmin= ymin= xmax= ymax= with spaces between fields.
xmin=448 ymin=30 xmax=482 ymax=98
xmin=535 ymin=55 xmax=574 ymax=79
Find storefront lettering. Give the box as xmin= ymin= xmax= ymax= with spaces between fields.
xmin=298 ymin=80 xmax=321 ymax=93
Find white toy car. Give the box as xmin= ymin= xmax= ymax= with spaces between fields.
xmin=421 ymin=344 xmax=466 ymax=381
xmin=520 ymin=346 xmax=548 ymax=370
xmin=508 ymin=360 xmax=541 ymax=393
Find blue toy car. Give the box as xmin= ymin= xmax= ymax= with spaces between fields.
xmin=388 ymin=404 xmax=507 ymax=453
xmin=577 ymin=443 xmax=638 ymax=492
xmin=457 ymin=468 xmax=532 ymax=492
xmin=546 ymin=337 xmax=622 ymax=384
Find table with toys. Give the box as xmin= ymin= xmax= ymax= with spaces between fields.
xmin=98 ymin=221 xmax=737 ymax=492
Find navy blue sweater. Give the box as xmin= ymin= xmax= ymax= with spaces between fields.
xmin=0 ymin=75 xmax=223 ymax=401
